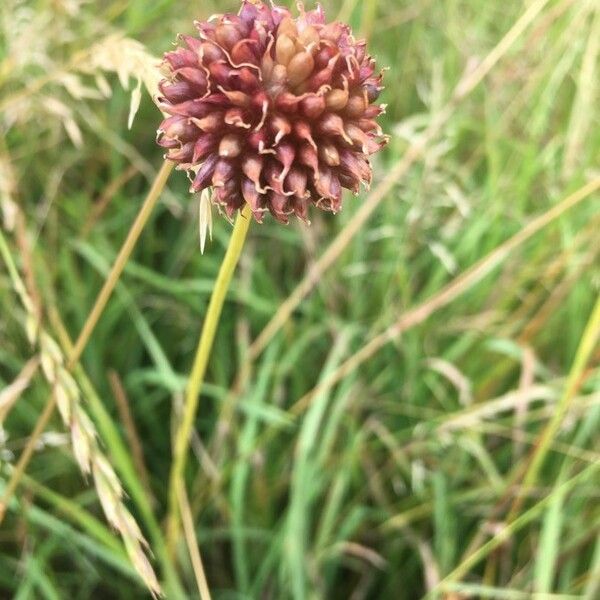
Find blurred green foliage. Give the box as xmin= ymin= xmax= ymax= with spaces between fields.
xmin=1 ymin=0 xmax=599 ymax=598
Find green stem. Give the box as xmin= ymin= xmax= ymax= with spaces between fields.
xmin=166 ymin=205 xmax=252 ymax=556
xmin=508 ymin=292 xmax=600 ymax=520
xmin=427 ymin=460 xmax=600 ymax=598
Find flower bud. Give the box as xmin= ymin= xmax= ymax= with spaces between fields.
xmin=319 ymin=143 xmax=340 ymax=166
xmin=326 ymin=88 xmax=349 ymax=111
xmin=287 ymin=52 xmax=314 ymax=86
xmin=216 ymin=24 xmax=243 ymax=49
xmin=276 ymin=34 xmax=296 ymax=65
xmin=218 ymin=134 xmax=242 ymax=157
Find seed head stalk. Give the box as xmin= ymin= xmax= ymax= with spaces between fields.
xmin=166 ymin=204 xmax=252 ymax=555
xmin=0 ymin=159 xmax=179 ymax=596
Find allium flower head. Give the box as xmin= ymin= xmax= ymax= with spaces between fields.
xmin=157 ymin=0 xmax=388 ymax=223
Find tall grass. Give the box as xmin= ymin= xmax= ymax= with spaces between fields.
xmin=1 ymin=0 xmax=599 ymax=598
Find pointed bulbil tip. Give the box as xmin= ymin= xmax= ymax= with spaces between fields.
xmin=270 ymin=114 xmax=292 ymax=144
xmin=269 ymin=192 xmax=290 ymax=223
xmin=242 ymin=155 xmax=268 ymax=194
xmin=298 ymin=143 xmax=319 ymax=178
xmin=241 ymin=177 xmax=262 ymax=212
xmin=191 ymin=154 xmax=219 ymax=192
xmin=319 ymin=113 xmax=353 ymax=145
xmin=224 ymin=108 xmax=252 ymax=129
xmin=293 ymin=121 xmax=317 ymax=150
xmin=319 ymin=143 xmax=340 ymax=167
xmin=286 ymin=167 xmax=308 ymax=198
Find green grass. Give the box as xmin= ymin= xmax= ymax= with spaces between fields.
xmin=1 ymin=0 xmax=599 ymax=598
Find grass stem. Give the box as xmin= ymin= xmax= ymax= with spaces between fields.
xmin=178 ymin=483 xmax=213 ymax=600
xmin=0 ymin=392 xmax=57 ymax=522
xmin=508 ymin=291 xmax=600 ymax=520
xmin=68 ymin=159 xmax=174 ymax=369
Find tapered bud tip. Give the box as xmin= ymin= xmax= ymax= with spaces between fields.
xmin=278 ymin=17 xmax=298 ymax=38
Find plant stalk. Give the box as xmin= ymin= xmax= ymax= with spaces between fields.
xmin=166 ymin=204 xmax=252 ymax=556
xmin=69 ymin=159 xmax=174 ymax=368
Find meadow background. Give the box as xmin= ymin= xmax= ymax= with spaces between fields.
xmin=1 ymin=0 xmax=599 ymax=598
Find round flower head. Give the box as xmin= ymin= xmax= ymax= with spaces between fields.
xmin=156 ymin=0 xmax=387 ymax=223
